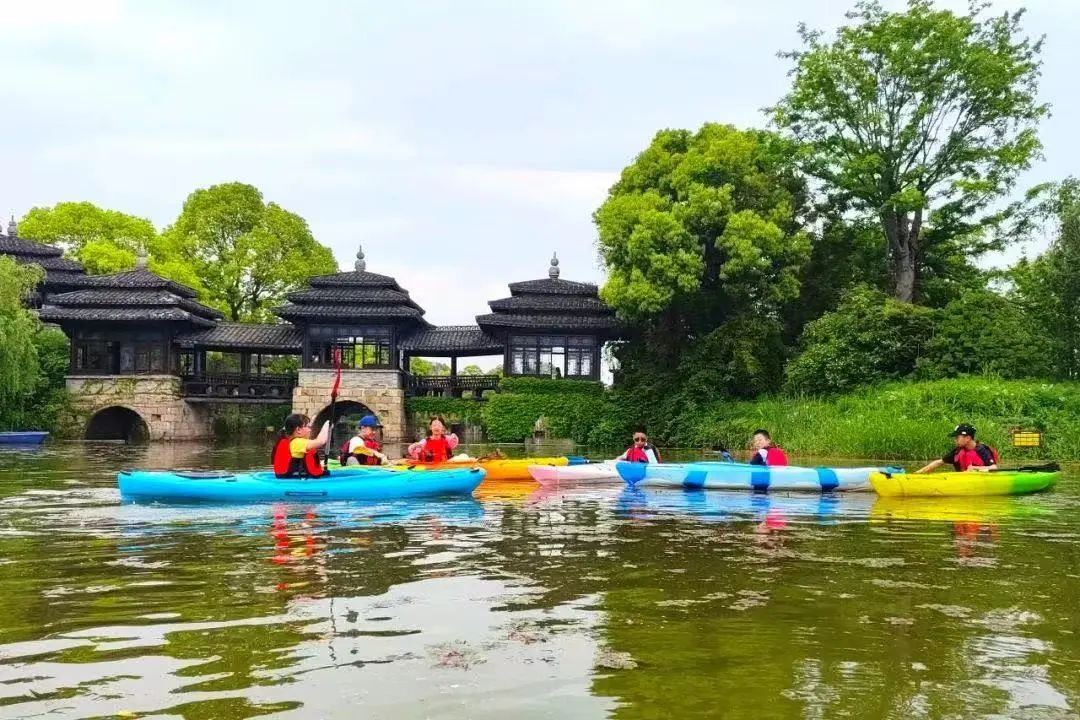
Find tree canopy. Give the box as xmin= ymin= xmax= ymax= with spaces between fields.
xmin=164 ymin=183 xmax=338 ymax=322
xmin=771 ymin=0 xmax=1047 ymax=303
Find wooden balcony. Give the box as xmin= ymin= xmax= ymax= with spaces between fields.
xmin=181 ymin=372 xmax=297 ymax=403
xmin=407 ymin=374 xmax=500 ymax=398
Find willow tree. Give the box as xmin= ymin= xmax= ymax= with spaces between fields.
xmin=771 ymin=0 xmax=1047 ymax=303
xmin=0 ymin=258 xmax=45 ymax=428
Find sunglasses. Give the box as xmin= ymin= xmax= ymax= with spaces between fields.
xmin=633 ymin=437 xmax=647 ymax=443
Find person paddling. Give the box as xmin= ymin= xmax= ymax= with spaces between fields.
xmin=916 ymin=423 xmax=999 ymax=474
xmin=407 ymin=416 xmax=459 ymax=462
xmin=272 ymin=413 xmax=331 ymax=478
xmin=749 ymin=429 xmax=788 ymax=466
xmin=617 ymin=431 xmax=661 ymax=463
xmin=341 ymin=415 xmax=389 ymax=466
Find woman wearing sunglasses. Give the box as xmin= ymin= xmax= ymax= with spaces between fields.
xmin=616 ymin=431 xmax=662 ymax=463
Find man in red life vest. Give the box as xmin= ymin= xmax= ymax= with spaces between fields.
xmin=749 ymin=429 xmax=788 ymax=466
xmin=917 ymin=423 xmax=999 ymax=473
xmin=340 ymin=415 xmax=388 ymax=466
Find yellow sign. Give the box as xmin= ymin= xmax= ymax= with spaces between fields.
xmin=1011 ymin=431 xmax=1042 ymax=448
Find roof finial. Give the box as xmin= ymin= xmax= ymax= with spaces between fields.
xmin=354 ymin=244 xmax=366 ymax=272
xmin=7 ymin=215 xmax=17 ymax=238
xmin=135 ymin=247 xmax=149 ymax=270
xmin=548 ymin=251 xmax=560 ymax=280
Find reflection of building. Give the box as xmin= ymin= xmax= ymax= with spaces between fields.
xmin=1 ymin=220 xmax=617 ymax=441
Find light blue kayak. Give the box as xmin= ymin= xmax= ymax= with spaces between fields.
xmin=118 ymin=466 xmax=486 ymax=503
xmin=616 ymin=461 xmax=901 ymax=492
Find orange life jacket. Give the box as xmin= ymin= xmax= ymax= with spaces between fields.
xmin=271 ymin=436 xmax=327 ymax=478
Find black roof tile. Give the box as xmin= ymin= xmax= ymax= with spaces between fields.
xmin=0 ymin=233 xmax=63 ymax=258
xmin=274 ymin=303 xmax=424 ymax=321
xmin=507 ymin=278 xmax=598 ymax=296
xmin=38 ymin=306 xmax=218 ymax=327
xmin=307 ymin=270 xmax=403 ymax=289
xmin=286 ymin=286 xmax=420 ymax=308
xmin=487 ymin=294 xmax=610 ymax=313
xmin=476 ymin=312 xmax=619 ymax=331
xmin=177 ymin=323 xmax=302 ymax=351
xmin=400 ymin=325 xmax=503 ymax=354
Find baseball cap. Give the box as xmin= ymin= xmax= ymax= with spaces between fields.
xmin=358 ymin=415 xmax=382 ymax=428
xmin=950 ymin=423 xmax=976 ymax=438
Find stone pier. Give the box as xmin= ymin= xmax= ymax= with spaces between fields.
xmin=291 ymin=369 xmax=408 ymax=443
xmin=63 ymin=375 xmax=213 ymax=441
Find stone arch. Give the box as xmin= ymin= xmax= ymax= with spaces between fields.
xmin=85 ymin=406 xmax=151 ymax=443
xmin=312 ymin=400 xmax=375 ymax=430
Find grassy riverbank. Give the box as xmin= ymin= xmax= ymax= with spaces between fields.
xmin=685 ymin=379 xmax=1080 ymax=461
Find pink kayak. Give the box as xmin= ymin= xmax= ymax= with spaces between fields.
xmin=527 ymin=462 xmax=620 ymax=486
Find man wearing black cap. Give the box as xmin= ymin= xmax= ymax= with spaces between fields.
xmin=916 ymin=424 xmax=999 ymax=474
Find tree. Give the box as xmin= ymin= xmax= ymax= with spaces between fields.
xmin=1013 ymin=179 xmax=1080 ymax=379
xmin=164 ymin=183 xmax=338 ymax=322
xmin=409 ymin=358 xmax=450 ymax=376
xmin=785 ymin=286 xmax=935 ymax=395
xmin=771 ymin=0 xmax=1047 ymax=303
xmin=0 ymin=258 xmax=46 ymax=429
xmin=460 ymin=364 xmax=483 ymax=376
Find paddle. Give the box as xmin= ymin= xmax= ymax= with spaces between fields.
xmin=993 ymin=462 xmax=1060 ymax=473
xmin=325 ymin=347 xmax=342 ymax=471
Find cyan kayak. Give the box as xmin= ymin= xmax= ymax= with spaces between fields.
xmin=118 ymin=466 xmax=486 ymax=503
xmin=616 ymin=461 xmax=901 ymax=492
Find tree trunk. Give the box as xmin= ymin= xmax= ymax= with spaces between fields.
xmin=881 ymin=209 xmax=920 ymax=304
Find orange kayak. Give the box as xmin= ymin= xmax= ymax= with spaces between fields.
xmin=402 ymin=456 xmax=570 ymax=482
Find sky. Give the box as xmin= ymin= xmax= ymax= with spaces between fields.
xmin=1 ymin=0 xmax=1077 ymax=344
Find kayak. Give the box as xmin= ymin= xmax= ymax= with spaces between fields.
xmin=616 ymin=461 xmax=899 ymax=492
xmin=118 ymin=466 xmax=486 ymax=503
xmin=0 ymin=431 xmax=49 ymax=445
xmin=870 ymin=469 xmax=1058 ymax=498
xmin=527 ymin=462 xmax=620 ymax=486
xmin=403 ymin=456 xmax=585 ymax=482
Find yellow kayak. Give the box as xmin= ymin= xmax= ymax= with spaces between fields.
xmin=870 ymin=469 xmax=1058 ymax=498
xmin=402 ymin=456 xmax=570 ymax=482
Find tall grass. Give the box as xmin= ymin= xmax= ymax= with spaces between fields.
xmin=687 ymin=379 xmax=1080 ymax=461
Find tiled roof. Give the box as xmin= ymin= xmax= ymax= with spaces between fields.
xmin=0 ymin=233 xmax=63 ymax=258
xmin=33 ymin=256 xmax=85 ymax=271
xmin=38 ymin=306 xmax=218 ymax=327
xmin=286 ymin=286 xmax=421 ymax=309
xmin=307 ymin=270 xmax=404 ymax=289
xmin=400 ymin=325 xmax=503 ymax=354
xmin=487 ymin=295 xmax=610 ymax=313
xmin=85 ymin=268 xmax=199 ymax=298
xmin=274 ymin=303 xmax=424 ymax=321
xmin=42 ymin=271 xmax=98 ymax=288
xmin=507 ymin=278 xmax=598 ymax=296
xmin=476 ymin=312 xmax=619 ymax=331
xmin=177 ymin=322 xmax=303 ymax=351
xmin=47 ymin=289 xmax=223 ymax=318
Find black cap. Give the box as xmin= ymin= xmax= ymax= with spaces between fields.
xmin=951 ymin=423 xmax=976 ymax=438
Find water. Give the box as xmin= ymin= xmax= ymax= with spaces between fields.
xmin=0 ymin=443 xmax=1078 ymax=719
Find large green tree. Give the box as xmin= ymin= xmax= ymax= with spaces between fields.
xmin=18 ymin=202 xmax=205 ymax=292
xmin=596 ymin=124 xmax=811 ymax=438
xmin=164 ymin=183 xmax=337 ymax=322
xmin=1013 ymin=179 xmax=1080 ymax=379
xmin=771 ymin=0 xmax=1047 ymax=303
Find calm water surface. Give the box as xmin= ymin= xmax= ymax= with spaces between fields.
xmin=0 ymin=442 xmax=1077 ymax=719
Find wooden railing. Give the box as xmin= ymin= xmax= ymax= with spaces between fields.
xmin=406 ymin=374 xmax=501 ymax=398
xmin=181 ymin=372 xmax=297 ymax=402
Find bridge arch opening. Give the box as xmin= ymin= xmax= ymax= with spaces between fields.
xmin=85 ymin=406 xmax=150 ymax=443
xmin=312 ymin=400 xmax=375 ymax=435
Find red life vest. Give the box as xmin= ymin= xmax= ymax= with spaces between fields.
xmin=624 ymin=445 xmax=660 ymax=463
xmin=339 ymin=437 xmax=382 ymax=466
xmin=271 ymin=436 xmax=327 ymax=478
xmin=764 ymin=446 xmax=789 ymax=467
xmin=419 ymin=435 xmax=453 ymax=463
xmin=953 ymin=444 xmax=999 ymax=471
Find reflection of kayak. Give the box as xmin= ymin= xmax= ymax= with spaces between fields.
xmin=118 ymin=467 xmax=486 ymax=503
xmin=404 ymin=456 xmax=582 ymax=482
xmin=472 ymin=479 xmax=541 ymax=502
xmin=617 ymin=462 xmax=897 ymax=492
xmin=528 ymin=462 xmax=619 ymax=486
xmin=870 ymin=496 xmax=1051 ymax=523
xmin=870 ymin=470 xmax=1058 ymax=497
xmin=616 ymin=488 xmax=874 ymax=524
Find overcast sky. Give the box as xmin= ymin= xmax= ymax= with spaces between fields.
xmin=1 ymin=0 xmax=1076 ymax=333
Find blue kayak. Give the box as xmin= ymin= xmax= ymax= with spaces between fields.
xmin=616 ymin=461 xmax=901 ymax=492
xmin=118 ymin=466 xmax=486 ymax=503
xmin=0 ymin=431 xmax=49 ymax=445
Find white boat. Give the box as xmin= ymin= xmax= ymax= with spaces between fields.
xmin=527 ymin=462 xmax=621 ymax=486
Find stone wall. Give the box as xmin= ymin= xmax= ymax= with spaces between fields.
xmin=63 ymin=375 xmax=213 ymax=441
xmin=292 ymin=369 xmax=407 ymax=442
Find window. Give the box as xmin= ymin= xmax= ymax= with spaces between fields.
xmin=308 ymin=325 xmax=395 ymax=369
xmin=508 ymin=335 xmax=596 ymax=378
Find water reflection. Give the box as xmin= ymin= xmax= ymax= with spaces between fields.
xmin=0 ymin=444 xmax=1077 ymax=718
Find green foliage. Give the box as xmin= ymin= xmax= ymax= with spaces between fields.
xmin=19 ymin=201 xmax=156 ymax=260
xmin=405 ymin=397 xmax=484 ymax=426
xmin=771 ymin=0 xmax=1047 ymax=302
xmin=1012 ymin=178 xmax=1080 ymax=379
xmin=210 ymin=405 xmax=291 ymax=438
xmin=164 ymin=183 xmax=338 ymax=321
xmin=920 ymin=289 xmax=1049 ymax=380
xmin=686 ymin=378 xmax=1080 ymax=461
xmin=482 ymin=381 xmax=609 ymax=444
xmin=409 ymin=358 xmax=450 ymax=376
xmin=785 ymin=286 xmax=935 ymax=395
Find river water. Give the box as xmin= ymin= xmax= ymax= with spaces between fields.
xmin=0 ymin=442 xmax=1077 ymax=719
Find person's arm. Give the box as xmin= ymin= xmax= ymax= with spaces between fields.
xmin=916 ymin=458 xmax=944 ymax=474
xmin=967 ymin=446 xmax=997 ymax=472
xmin=614 ymin=449 xmax=629 ymax=461
xmin=305 ymin=421 xmax=331 ymax=451
xmin=407 ymin=440 xmax=424 ymax=459
xmin=447 ymin=433 xmax=460 ymax=450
